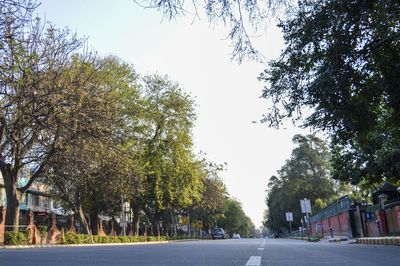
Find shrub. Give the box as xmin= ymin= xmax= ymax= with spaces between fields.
xmin=4 ymin=230 xmax=29 ymax=245
xmin=37 ymin=225 xmax=48 ymax=243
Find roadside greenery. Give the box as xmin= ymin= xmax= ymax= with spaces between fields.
xmin=263 ymin=135 xmax=355 ymax=232
xmin=259 ymin=0 xmax=400 ymax=189
xmin=62 ymin=233 xmax=208 ymax=245
xmin=4 ymin=230 xmax=30 ymax=245
xmin=0 ymin=0 xmax=255 ymax=237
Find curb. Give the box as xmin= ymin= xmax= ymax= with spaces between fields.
xmin=287 ymin=237 xmax=320 ymax=242
xmin=356 ymin=237 xmax=400 ymax=246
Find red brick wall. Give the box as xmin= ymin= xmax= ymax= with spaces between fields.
xmin=322 ymin=218 xmax=330 ymax=234
xmin=310 ymin=222 xmax=316 ymax=235
xmin=329 ymin=215 xmax=341 ymax=235
xmin=0 ymin=206 xmax=5 ymax=244
xmin=312 ymin=212 xmax=350 ymax=237
xmin=366 ymin=221 xmax=379 ymax=236
xmin=338 ymin=212 xmax=349 ymax=235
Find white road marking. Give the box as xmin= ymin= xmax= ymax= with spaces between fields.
xmin=257 ymin=248 xmax=264 ymax=251
xmin=246 ymin=256 xmax=261 ymax=266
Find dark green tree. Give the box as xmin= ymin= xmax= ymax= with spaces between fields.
xmin=263 ymin=135 xmax=338 ymax=232
xmin=259 ymin=0 xmax=400 ymax=187
xmin=189 ymin=160 xmax=227 ymax=232
xmin=217 ymin=197 xmax=253 ymax=237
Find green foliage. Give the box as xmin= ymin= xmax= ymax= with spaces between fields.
xmin=217 ymin=197 xmax=255 ymax=237
xmin=37 ymin=225 xmax=48 ymax=242
xmin=259 ymin=0 xmax=400 ymax=187
xmin=264 ymin=135 xmax=338 ymax=232
xmin=313 ymin=199 xmax=328 ymax=214
xmin=189 ymin=161 xmax=227 ymax=230
xmin=4 ymin=230 xmax=30 ymax=245
xmin=61 ymin=233 xmax=169 ymax=244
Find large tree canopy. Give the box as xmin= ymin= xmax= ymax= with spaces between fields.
xmin=259 ymin=0 xmax=400 ymax=187
xmin=263 ymin=135 xmax=339 ymax=232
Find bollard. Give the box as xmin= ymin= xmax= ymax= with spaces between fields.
xmin=329 ymin=226 xmax=333 ymax=238
xmin=376 ymin=220 xmax=381 ymax=237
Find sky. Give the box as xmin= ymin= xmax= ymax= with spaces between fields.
xmin=36 ymin=0 xmax=309 ymax=228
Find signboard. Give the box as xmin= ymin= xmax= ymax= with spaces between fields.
xmin=120 ymin=216 xmax=127 ymax=226
xmin=37 ymin=212 xmax=48 ymax=217
xmin=197 ymin=220 xmax=203 ymax=228
xmin=182 ymin=216 xmax=189 ymax=225
xmin=182 ymin=225 xmax=188 ymax=232
xmin=365 ymin=212 xmax=374 ymax=220
xmin=300 ymin=199 xmax=311 ymax=213
xmin=285 ymin=212 xmax=293 ymax=222
xmin=317 ymin=224 xmax=322 ymax=229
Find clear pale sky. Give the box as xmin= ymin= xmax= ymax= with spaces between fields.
xmin=37 ymin=0 xmax=309 ymax=227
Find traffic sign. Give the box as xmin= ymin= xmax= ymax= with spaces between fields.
xmin=285 ymin=212 xmax=293 ymax=222
xmin=120 ymin=216 xmax=127 ymax=226
xmin=197 ymin=220 xmax=203 ymax=228
xmin=182 ymin=216 xmax=188 ymax=225
xmin=300 ymin=199 xmax=311 ymax=213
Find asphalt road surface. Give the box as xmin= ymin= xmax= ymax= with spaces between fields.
xmin=0 ymin=238 xmax=399 ymax=266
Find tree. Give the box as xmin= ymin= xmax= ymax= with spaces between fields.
xmin=259 ymin=0 xmax=400 ymax=187
xmin=134 ymin=74 xmax=204 ymax=236
xmin=0 ymin=1 xmax=108 ymax=230
xmin=189 ymin=160 xmax=227 ymax=232
xmin=263 ymin=135 xmax=338 ymax=232
xmin=43 ymin=55 xmax=143 ymax=235
xmin=217 ymin=197 xmax=253 ymax=237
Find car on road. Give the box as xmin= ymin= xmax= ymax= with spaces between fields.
xmin=211 ymin=228 xmax=226 ymax=239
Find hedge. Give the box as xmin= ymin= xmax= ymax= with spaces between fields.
xmin=4 ymin=230 xmax=207 ymax=245
xmin=61 ymin=233 xmax=206 ymax=244
xmin=4 ymin=230 xmax=30 ymax=245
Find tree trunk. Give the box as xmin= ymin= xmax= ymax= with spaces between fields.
xmin=152 ymin=219 xmax=160 ymax=236
xmin=132 ymin=210 xmax=140 ymax=236
xmin=169 ymin=209 xmax=177 ymax=236
xmin=4 ymin=175 xmax=21 ymax=232
xmin=76 ymin=205 xmax=91 ymax=235
xmin=89 ymin=207 xmax=99 ymax=235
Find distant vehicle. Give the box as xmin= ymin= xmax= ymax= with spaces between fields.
xmin=232 ymin=233 xmax=240 ymax=239
xmin=211 ymin=228 xmax=226 ymax=239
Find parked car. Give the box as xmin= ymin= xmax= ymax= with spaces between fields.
xmin=211 ymin=228 xmax=226 ymax=239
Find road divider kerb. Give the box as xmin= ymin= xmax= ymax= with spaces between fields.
xmin=356 ymin=237 xmax=400 ymax=246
